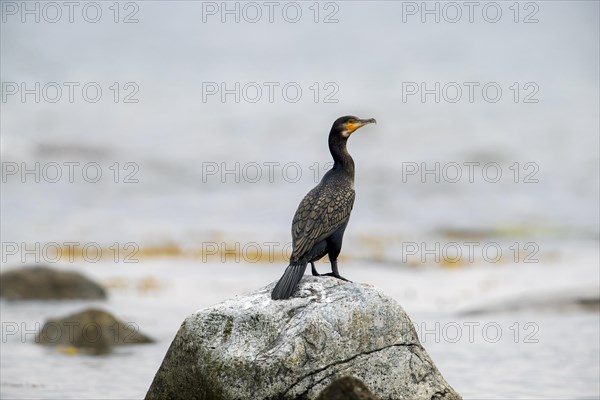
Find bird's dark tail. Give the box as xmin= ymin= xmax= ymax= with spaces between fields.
xmin=271 ymin=263 xmax=307 ymax=300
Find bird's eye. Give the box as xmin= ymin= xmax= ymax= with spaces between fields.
xmin=348 ymin=119 xmax=355 ymax=124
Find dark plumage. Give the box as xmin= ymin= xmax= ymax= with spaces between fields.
xmin=271 ymin=116 xmax=376 ymax=300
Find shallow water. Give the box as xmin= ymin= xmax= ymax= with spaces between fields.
xmin=1 ymin=254 xmax=598 ymax=399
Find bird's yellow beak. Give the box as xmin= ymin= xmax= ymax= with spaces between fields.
xmin=347 ymin=118 xmax=377 ymax=134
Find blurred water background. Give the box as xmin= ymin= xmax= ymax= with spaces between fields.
xmin=1 ymin=1 xmax=599 ymax=399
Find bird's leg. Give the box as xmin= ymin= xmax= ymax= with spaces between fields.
xmin=310 ymin=262 xmax=322 ymax=276
xmin=324 ymin=260 xmax=351 ymax=282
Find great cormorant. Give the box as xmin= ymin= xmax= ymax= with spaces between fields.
xmin=271 ymin=116 xmax=377 ymax=300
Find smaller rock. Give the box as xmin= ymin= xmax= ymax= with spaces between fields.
xmin=316 ymin=376 xmax=380 ymax=400
xmin=37 ymin=308 xmax=154 ymax=355
xmin=0 ymin=266 xmax=106 ymax=300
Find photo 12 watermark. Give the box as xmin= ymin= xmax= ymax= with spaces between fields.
xmin=400 ymin=1 xmax=540 ymax=24
xmin=1 ymin=242 xmax=140 ymax=264
xmin=401 ymin=241 xmax=540 ymax=265
xmin=201 ymin=161 xmax=336 ymax=184
xmin=1 ymin=82 xmax=140 ymax=104
xmin=201 ymin=81 xmax=339 ymax=104
xmin=1 ymin=162 xmax=140 ymax=184
xmin=401 ymin=82 xmax=540 ymax=104
xmin=1 ymin=1 xmax=140 ymax=23
xmin=413 ymin=321 xmax=540 ymax=344
xmin=2 ymin=320 xmax=142 ymax=344
xmin=200 ymin=1 xmax=340 ymax=23
xmin=401 ymin=161 xmax=540 ymax=184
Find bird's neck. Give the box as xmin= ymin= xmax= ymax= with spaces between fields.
xmin=329 ymin=133 xmax=355 ymax=177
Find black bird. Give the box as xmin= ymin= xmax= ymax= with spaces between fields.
xmin=271 ymin=116 xmax=376 ymax=300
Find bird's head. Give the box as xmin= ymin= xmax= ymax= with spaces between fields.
xmin=332 ymin=116 xmax=377 ymax=138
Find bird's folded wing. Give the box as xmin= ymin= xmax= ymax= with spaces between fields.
xmin=290 ymin=185 xmax=355 ymax=262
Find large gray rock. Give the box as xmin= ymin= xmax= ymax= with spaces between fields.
xmin=0 ymin=266 xmax=106 ymax=300
xmin=146 ymin=277 xmax=460 ymax=400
